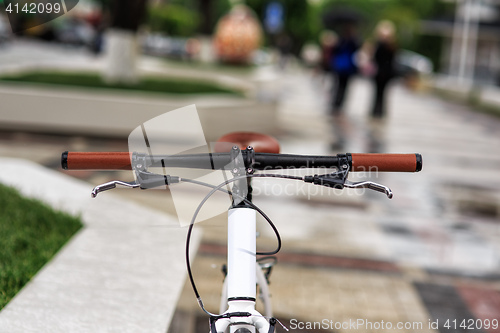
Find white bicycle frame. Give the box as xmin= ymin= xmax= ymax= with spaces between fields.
xmin=214 ymin=207 xmax=273 ymax=333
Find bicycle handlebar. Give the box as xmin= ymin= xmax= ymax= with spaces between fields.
xmin=350 ymin=153 xmax=422 ymax=172
xmin=62 ymin=151 xmax=422 ymax=173
xmin=61 ymin=152 xmax=132 ymax=170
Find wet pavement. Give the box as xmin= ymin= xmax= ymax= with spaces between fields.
xmin=1 ymin=45 xmax=500 ymax=333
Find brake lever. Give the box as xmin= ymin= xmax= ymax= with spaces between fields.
xmin=91 ymin=172 xmax=181 ymax=198
xmin=344 ymin=180 xmax=393 ymax=199
xmin=91 ymin=181 xmax=139 ymax=198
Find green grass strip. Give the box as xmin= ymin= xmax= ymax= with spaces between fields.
xmin=0 ymin=183 xmax=82 ymax=310
xmin=0 ymin=71 xmax=241 ymax=95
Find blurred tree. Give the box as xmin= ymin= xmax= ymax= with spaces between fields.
xmin=396 ymin=0 xmax=436 ymax=18
xmin=198 ymin=0 xmax=215 ymax=34
xmin=109 ymin=0 xmax=147 ymax=30
xmin=146 ymin=0 xmax=231 ymax=35
xmin=103 ymin=0 xmax=148 ymax=85
xmin=148 ymin=4 xmax=199 ymax=37
xmin=283 ymin=0 xmax=316 ymax=53
xmin=195 ymin=0 xmax=240 ymax=34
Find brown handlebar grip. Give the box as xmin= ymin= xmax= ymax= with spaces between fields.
xmin=350 ymin=153 xmax=422 ymax=172
xmin=62 ymin=152 xmax=132 ymax=170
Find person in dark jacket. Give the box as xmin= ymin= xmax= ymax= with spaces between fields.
xmin=371 ymin=20 xmax=397 ymax=118
xmin=330 ymin=24 xmax=360 ymax=115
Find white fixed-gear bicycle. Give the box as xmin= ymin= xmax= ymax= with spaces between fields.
xmin=62 ymin=114 xmax=422 ymax=333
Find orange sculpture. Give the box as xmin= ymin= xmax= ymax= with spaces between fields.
xmin=213 ymin=5 xmax=262 ymax=64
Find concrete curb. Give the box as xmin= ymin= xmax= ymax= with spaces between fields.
xmin=0 ymin=158 xmax=200 ymax=332
xmin=0 ymin=83 xmax=278 ymax=141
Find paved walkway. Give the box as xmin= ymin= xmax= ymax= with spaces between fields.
xmin=1 ymin=41 xmax=500 ymax=332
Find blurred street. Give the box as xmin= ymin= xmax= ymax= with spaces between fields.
xmin=0 ymin=39 xmax=102 ymax=74
xmin=1 ymin=41 xmax=499 ymax=332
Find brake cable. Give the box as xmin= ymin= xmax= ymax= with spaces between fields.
xmin=181 ymin=173 xmax=304 ymax=317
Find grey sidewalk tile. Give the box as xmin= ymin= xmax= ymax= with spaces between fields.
xmin=414 ymin=282 xmax=484 ymax=333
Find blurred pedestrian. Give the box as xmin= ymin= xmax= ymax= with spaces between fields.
xmin=319 ymin=30 xmax=337 ymax=76
xmin=370 ymin=20 xmax=397 ymax=118
xmin=329 ymin=24 xmax=360 ymax=115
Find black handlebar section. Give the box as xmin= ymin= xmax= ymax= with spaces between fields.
xmin=146 ymin=152 xmax=342 ymax=170
xmin=254 ymin=153 xmax=342 ymax=169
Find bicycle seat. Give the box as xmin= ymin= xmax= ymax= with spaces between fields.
xmin=215 ymin=132 xmax=280 ymax=153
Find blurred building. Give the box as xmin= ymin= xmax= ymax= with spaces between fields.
xmin=421 ymin=0 xmax=500 ymax=85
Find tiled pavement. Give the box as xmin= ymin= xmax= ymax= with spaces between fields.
xmin=1 ymin=60 xmax=500 ymax=333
